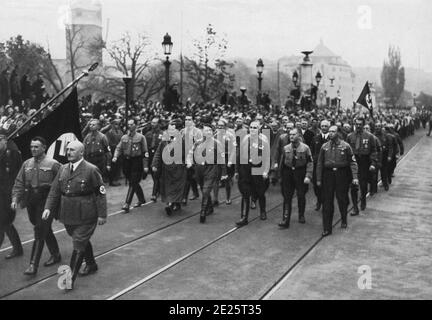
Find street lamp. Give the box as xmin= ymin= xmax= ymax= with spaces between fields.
xmin=122 ymin=76 xmax=132 ymax=126
xmin=256 ymin=58 xmax=264 ymax=104
xmin=315 ymin=71 xmax=322 ymax=87
xmin=292 ymin=70 xmax=299 ymax=87
xmin=162 ymin=33 xmax=173 ymax=95
xmin=300 ymin=51 xmax=313 ymax=94
xmin=413 ymin=93 xmax=417 ymax=107
xmin=336 ymin=88 xmax=341 ymax=113
xmin=315 ymin=71 xmax=322 ymax=107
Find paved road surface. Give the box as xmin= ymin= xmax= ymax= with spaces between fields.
xmin=0 ymin=128 xmax=428 ymax=300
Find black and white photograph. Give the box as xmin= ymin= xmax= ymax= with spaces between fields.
xmin=0 ymin=0 xmax=431 ymax=307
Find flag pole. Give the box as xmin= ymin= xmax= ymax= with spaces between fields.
xmin=7 ymin=62 xmax=99 ymax=140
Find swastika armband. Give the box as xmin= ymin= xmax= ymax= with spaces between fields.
xmin=96 ymin=185 xmax=106 ymax=195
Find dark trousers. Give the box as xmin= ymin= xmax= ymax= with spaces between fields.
xmin=281 ymin=166 xmax=307 ymax=216
xmin=183 ymin=167 xmax=199 ymax=200
xmin=123 ymin=157 xmax=145 ymax=204
xmin=370 ymin=167 xmax=378 ymax=194
xmin=322 ymin=167 xmax=350 ymax=232
xmin=238 ymin=164 xmax=269 ymax=213
xmin=355 ymin=155 xmax=370 ymax=202
xmin=312 ymin=163 xmax=322 ymax=204
xmin=109 ymin=147 xmax=121 ymax=184
xmin=27 ymin=196 xmax=59 ymax=255
xmin=0 ymin=224 xmax=22 ymax=252
xmin=389 ymin=156 xmax=397 ymax=179
xmin=0 ymin=191 xmax=22 ymax=252
xmin=378 ymin=152 xmax=390 ymax=189
xmin=195 ymin=164 xmax=219 ymax=211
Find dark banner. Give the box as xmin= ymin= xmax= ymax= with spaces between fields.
xmin=13 ymin=87 xmax=82 ymax=163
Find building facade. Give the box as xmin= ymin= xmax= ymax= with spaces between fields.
xmin=280 ymin=40 xmax=356 ymax=110
xmin=66 ymin=0 xmax=103 ymax=70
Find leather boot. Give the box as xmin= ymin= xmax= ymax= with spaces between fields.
xmin=79 ymin=242 xmax=98 ymax=276
xmin=134 ymin=184 xmax=146 ymax=207
xmin=350 ymin=189 xmax=359 ymax=216
xmin=298 ymin=214 xmax=306 ymax=224
xmin=206 ymin=195 xmax=214 ymax=216
xmin=44 ymin=229 xmax=61 ymax=266
xmin=44 ymin=253 xmax=61 ymax=267
xmin=165 ymin=203 xmax=173 ymax=216
xmin=278 ymin=202 xmax=291 ymax=228
xmin=200 ymin=195 xmax=208 ymax=223
xmin=24 ymin=240 xmax=44 ymax=275
xmin=236 ymin=197 xmax=249 ymax=227
xmin=259 ymin=196 xmax=267 ymax=220
xmin=69 ymin=250 xmax=85 ymax=290
xmin=250 ymin=199 xmax=256 ymax=209
xmin=5 ymin=225 xmax=23 ymax=259
xmin=122 ymin=186 xmax=134 ymax=213
xmin=225 ymin=183 xmax=231 ymax=204
xmin=360 ymin=198 xmax=367 ymax=211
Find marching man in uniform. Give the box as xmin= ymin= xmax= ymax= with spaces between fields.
xmin=112 ymin=119 xmax=149 ymax=213
xmin=235 ymin=121 xmax=270 ymax=227
xmin=316 ymin=126 xmax=358 ymax=236
xmin=278 ymin=128 xmax=313 ymax=229
xmin=12 ymin=136 xmax=62 ymax=275
xmin=83 ymin=119 xmax=112 ymax=182
xmin=42 ymin=140 xmax=107 ymax=290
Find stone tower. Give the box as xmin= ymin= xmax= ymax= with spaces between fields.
xmin=66 ymin=0 xmax=103 ymax=71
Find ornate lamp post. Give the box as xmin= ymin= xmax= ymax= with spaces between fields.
xmin=292 ymin=70 xmax=299 ymax=88
xmin=122 ymin=77 xmax=132 ymax=125
xmin=300 ymin=51 xmax=313 ymax=98
xmin=256 ymin=58 xmax=264 ymax=104
xmin=315 ymin=71 xmax=322 ymax=107
xmin=162 ymin=33 xmax=173 ymax=95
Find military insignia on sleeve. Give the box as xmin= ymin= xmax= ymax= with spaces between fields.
xmin=99 ymin=186 xmax=106 ymax=195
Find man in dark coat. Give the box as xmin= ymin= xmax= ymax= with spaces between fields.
xmin=310 ymin=120 xmax=330 ymax=211
xmin=113 ymin=119 xmax=149 ymax=213
xmin=152 ymin=119 xmax=187 ymax=215
xmin=144 ymin=117 xmax=163 ymax=201
xmin=187 ymin=123 xmax=226 ymax=223
xmin=12 ymin=136 xmax=62 ymax=275
xmin=235 ymin=121 xmax=270 ymax=227
xmin=43 ymin=140 xmax=107 ymax=290
xmin=0 ymin=128 xmax=24 ymax=258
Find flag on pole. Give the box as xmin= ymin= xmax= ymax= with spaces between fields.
xmin=356 ymin=81 xmax=373 ymax=115
xmin=13 ymin=87 xmax=82 ymax=163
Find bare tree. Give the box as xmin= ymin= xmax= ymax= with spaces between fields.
xmin=88 ymin=32 xmax=164 ymax=104
xmin=184 ymin=24 xmax=235 ymax=103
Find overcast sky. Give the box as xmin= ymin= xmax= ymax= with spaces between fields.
xmin=1 ymin=0 xmax=431 ymax=71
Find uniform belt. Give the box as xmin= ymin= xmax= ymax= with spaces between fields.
xmin=124 ymin=155 xmax=142 ymax=160
xmin=28 ymin=186 xmax=51 ymax=192
xmin=324 ymin=167 xmax=348 ymax=171
xmin=61 ymin=191 xmax=94 ymax=197
xmin=284 ymin=165 xmax=306 ymax=170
